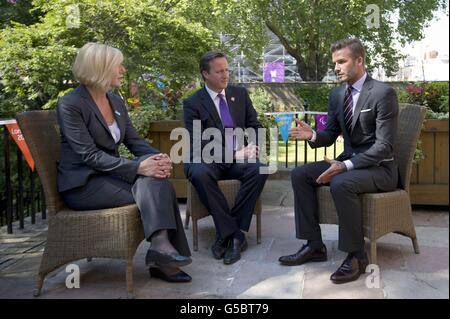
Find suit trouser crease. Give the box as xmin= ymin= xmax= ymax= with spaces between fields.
xmin=291 ymin=160 xmax=397 ymax=253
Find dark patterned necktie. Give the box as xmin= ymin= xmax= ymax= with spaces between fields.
xmin=218 ymin=93 xmax=235 ymax=149
xmin=344 ymin=86 xmax=354 ymax=134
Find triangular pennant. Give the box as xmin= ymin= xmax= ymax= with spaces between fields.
xmin=314 ymin=114 xmax=328 ymax=132
xmin=275 ymin=113 xmax=294 ymax=145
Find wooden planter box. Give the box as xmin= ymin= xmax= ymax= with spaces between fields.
xmin=147 ymin=120 xmax=187 ymax=198
xmin=410 ymin=119 xmax=449 ymax=206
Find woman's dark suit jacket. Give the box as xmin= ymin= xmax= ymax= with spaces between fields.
xmin=56 ymin=85 xmax=159 ymax=193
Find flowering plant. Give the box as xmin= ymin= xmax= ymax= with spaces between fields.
xmin=398 ymin=82 xmax=449 ymax=163
xmin=399 ymin=82 xmax=449 ymax=117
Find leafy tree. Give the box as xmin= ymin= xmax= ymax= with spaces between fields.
xmin=0 ymin=0 xmax=42 ymax=27
xmin=0 ymin=0 xmax=216 ymax=117
xmin=210 ymin=0 xmax=448 ymax=81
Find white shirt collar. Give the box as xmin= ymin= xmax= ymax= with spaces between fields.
xmin=205 ymin=84 xmax=225 ymax=100
xmin=348 ymin=72 xmax=367 ymax=92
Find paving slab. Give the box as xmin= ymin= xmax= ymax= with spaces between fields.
xmin=0 ymin=204 xmax=448 ymax=299
xmin=381 ymin=269 xmax=449 ymax=299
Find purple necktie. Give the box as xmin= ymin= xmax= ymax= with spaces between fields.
xmin=344 ymin=86 xmax=353 ymax=134
xmin=218 ymin=93 xmax=235 ymax=149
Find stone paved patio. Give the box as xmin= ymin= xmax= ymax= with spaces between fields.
xmin=0 ymin=199 xmax=448 ymax=299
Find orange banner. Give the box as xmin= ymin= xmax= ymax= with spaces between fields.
xmin=5 ymin=123 xmax=35 ymax=171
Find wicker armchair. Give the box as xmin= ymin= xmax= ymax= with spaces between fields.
xmin=16 ymin=111 xmax=145 ymax=298
xmin=184 ymin=180 xmax=262 ymax=251
xmin=317 ymin=104 xmax=426 ymax=264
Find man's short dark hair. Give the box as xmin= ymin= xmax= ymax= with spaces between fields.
xmin=331 ymin=38 xmax=365 ymax=62
xmin=199 ymin=51 xmax=227 ymax=77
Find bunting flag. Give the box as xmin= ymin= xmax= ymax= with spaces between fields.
xmin=314 ymin=114 xmax=328 ymax=132
xmin=5 ymin=123 xmax=35 ymax=171
xmin=275 ymin=113 xmax=294 ymax=145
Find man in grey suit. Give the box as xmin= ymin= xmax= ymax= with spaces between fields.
xmin=278 ymin=38 xmax=399 ymax=284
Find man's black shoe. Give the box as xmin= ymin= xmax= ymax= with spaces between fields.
xmin=223 ymin=237 xmax=248 ymax=265
xmin=211 ymin=236 xmax=230 ymax=260
xmin=278 ymin=244 xmax=327 ymax=266
xmin=149 ymin=267 xmax=192 ymax=283
xmin=330 ymin=253 xmax=369 ymax=284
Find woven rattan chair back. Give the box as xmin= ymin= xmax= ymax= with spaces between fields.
xmin=395 ymin=104 xmax=427 ymax=192
xmin=16 ymin=110 xmax=65 ymax=215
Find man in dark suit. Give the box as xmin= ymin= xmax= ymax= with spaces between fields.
xmin=278 ymin=38 xmax=399 ymax=284
xmin=183 ymin=51 xmax=268 ymax=265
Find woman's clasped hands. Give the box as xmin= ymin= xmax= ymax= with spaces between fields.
xmin=137 ymin=153 xmax=173 ymax=179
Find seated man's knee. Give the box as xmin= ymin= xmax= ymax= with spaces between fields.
xmin=189 ymin=164 xmax=216 ymax=184
xmin=249 ymin=162 xmax=267 ymax=178
xmin=329 ymin=177 xmax=353 ymax=194
xmin=248 ymin=162 xmax=261 ymax=172
xmin=253 ymin=165 xmax=269 ymax=183
xmin=291 ymin=166 xmax=307 ymax=184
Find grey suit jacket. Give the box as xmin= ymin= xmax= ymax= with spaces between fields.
xmin=183 ymin=85 xmax=263 ymax=166
xmin=309 ymin=76 xmax=399 ymax=169
xmin=56 ymin=85 xmax=159 ymax=192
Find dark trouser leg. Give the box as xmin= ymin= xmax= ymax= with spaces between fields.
xmin=61 ymin=174 xmax=190 ymax=257
xmin=186 ymin=163 xmax=238 ymax=239
xmin=329 ymin=165 xmax=396 ymax=253
xmin=227 ymin=161 xmax=268 ymax=231
xmin=132 ymin=176 xmax=191 ymax=257
xmin=61 ymin=175 xmax=135 ymax=210
xmin=291 ymin=161 xmax=330 ymax=241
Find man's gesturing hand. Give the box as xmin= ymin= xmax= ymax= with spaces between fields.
xmin=289 ymin=119 xmax=313 ymax=140
xmin=316 ymin=156 xmax=347 ymax=184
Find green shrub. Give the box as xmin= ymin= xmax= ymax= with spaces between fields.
xmin=398 ymin=82 xmax=449 ymax=118
xmin=248 ymin=87 xmax=274 ymax=126
xmin=294 ymin=84 xmax=338 ymax=112
xmin=120 ymin=102 xmax=177 ymax=159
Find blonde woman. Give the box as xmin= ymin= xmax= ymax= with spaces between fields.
xmin=57 ymin=43 xmax=192 ymax=283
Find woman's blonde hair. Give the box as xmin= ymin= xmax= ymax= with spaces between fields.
xmin=72 ymin=42 xmax=123 ymax=91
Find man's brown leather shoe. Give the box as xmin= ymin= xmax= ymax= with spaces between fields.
xmin=278 ymin=244 xmax=327 ymax=266
xmin=330 ymin=253 xmax=369 ymax=284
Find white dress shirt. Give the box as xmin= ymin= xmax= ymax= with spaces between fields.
xmin=205 ymin=84 xmax=227 ymax=120
xmin=309 ymin=73 xmax=367 ymax=171
xmin=108 ymin=120 xmax=121 ymax=143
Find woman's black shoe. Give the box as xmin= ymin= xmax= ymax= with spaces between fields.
xmin=145 ymin=249 xmax=192 ymax=268
xmin=149 ymin=267 xmax=192 ymax=283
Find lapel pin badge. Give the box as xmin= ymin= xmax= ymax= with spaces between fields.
xmin=231 ymin=97 xmax=235 ymax=102
xmin=115 ymin=110 xmax=121 ymax=116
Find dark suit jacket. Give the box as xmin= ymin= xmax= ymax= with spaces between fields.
xmin=56 ymin=85 xmax=159 ymax=192
xmin=310 ymin=76 xmax=399 ymax=169
xmin=183 ymin=85 xmax=263 ymax=166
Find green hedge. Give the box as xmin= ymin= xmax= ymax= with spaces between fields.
xmin=294 ymin=83 xmax=338 ymax=112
